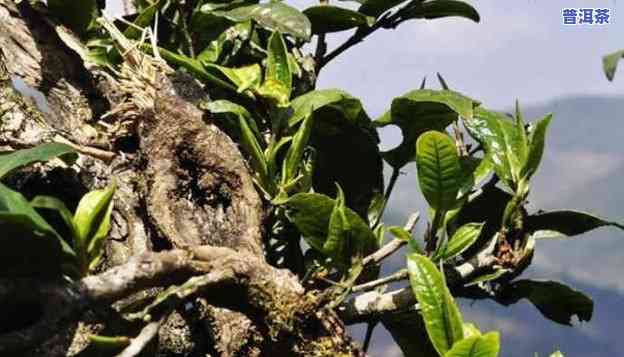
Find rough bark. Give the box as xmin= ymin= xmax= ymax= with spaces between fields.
xmin=0 ymin=1 xmax=368 ymax=356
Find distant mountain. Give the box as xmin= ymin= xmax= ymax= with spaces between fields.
xmin=357 ymin=95 xmax=624 ymax=356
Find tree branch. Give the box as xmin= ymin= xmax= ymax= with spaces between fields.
xmin=363 ymin=212 xmax=420 ymax=266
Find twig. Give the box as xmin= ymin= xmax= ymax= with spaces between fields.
xmin=340 ymin=236 xmax=499 ymax=324
xmin=116 ymin=315 xmax=167 ymax=357
xmin=364 ymin=212 xmax=420 ymax=266
xmin=53 ymin=135 xmax=117 ymax=163
xmin=352 ymin=268 xmax=408 ymax=293
xmin=362 ymin=322 xmax=376 ymax=353
xmin=372 ymin=167 xmax=401 ymax=228
xmin=314 ymin=33 xmax=327 ymax=67
xmin=317 ymin=0 xmax=423 ymax=72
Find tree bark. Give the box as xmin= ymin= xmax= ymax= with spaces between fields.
xmin=0 ymin=1 xmax=367 ymax=356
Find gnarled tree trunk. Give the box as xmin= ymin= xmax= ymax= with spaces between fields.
xmin=0 ymin=1 xmax=365 ymax=355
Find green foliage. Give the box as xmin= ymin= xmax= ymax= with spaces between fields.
xmin=407 ymin=253 xmax=464 ymax=355
xmin=0 ymin=144 xmax=114 ymax=278
xmin=416 ymin=131 xmax=462 ymax=211
xmin=0 ymin=183 xmax=70 ymax=277
xmin=72 ymin=184 xmax=116 ymax=276
xmin=8 ymin=1 xmax=624 ymax=355
xmin=433 ymin=222 xmax=483 ymax=261
xmin=375 ymin=89 xmax=478 ymax=169
xmin=212 ymin=2 xmax=312 ymax=41
xmin=304 ymin=6 xmax=375 ymax=34
xmin=0 ymin=142 xmax=77 ymax=180
xmin=444 ymin=332 xmax=500 ymax=357
xmin=285 ymin=191 xmax=377 ymax=271
xmin=603 ymin=49 xmax=624 ymax=81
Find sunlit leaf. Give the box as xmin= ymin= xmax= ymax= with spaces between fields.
xmin=266 ymin=31 xmax=292 ymax=98
xmin=73 ymin=184 xmax=116 ymax=275
xmin=444 ymin=332 xmax=500 ymax=357
xmin=463 ymin=107 xmax=527 ymax=189
xmin=416 ymin=131 xmax=462 ymax=211
xmin=214 ymin=2 xmax=312 ymax=41
xmin=521 ymin=114 xmax=553 ymax=180
xmin=0 ymin=143 xmax=76 ymax=180
xmin=435 ymin=222 xmax=483 ymax=261
xmin=407 ymin=253 xmax=464 ymax=355
xmin=603 ymin=49 xmax=624 ymax=81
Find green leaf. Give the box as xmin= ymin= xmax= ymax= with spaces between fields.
xmin=359 ymin=0 xmax=409 ymax=18
xmin=463 ymin=107 xmax=527 ymax=189
xmin=48 ymin=0 xmax=99 ymax=35
xmin=416 ymin=131 xmax=462 ymax=211
xmin=123 ymin=0 xmax=164 ymax=39
xmin=449 ymin=186 xmax=512 ymax=259
xmin=407 ymin=253 xmax=464 ymax=355
xmin=214 ymin=2 xmax=312 ymax=41
xmin=603 ymin=49 xmax=624 ymax=81
xmin=466 ymin=268 xmax=509 ymax=287
xmin=435 ymin=222 xmax=483 ymax=261
xmin=462 ymin=322 xmax=482 ymax=338
xmin=304 ymin=5 xmax=374 ymax=34
xmin=207 ymin=63 xmax=263 ymax=93
xmin=289 ymin=89 xmax=359 ymax=127
xmin=375 ymin=89 xmax=478 ymax=169
xmin=30 ymin=195 xmax=77 ymax=240
xmin=0 ymin=183 xmax=72 ymax=276
xmin=457 ymin=156 xmax=493 ymax=198
xmin=266 ymin=31 xmax=292 ymax=98
xmin=283 ymin=114 xmax=313 ymax=185
xmin=444 ymin=332 xmax=500 ymax=357
xmin=403 ymin=0 xmax=480 ymax=23
xmin=521 ymin=114 xmax=552 ymax=180
xmin=256 ymin=79 xmax=291 ymax=107
xmin=389 ymin=225 xmax=424 ymax=254
xmin=238 ymin=115 xmax=270 ymax=186
xmin=0 ymin=143 xmax=76 ymax=180
xmin=499 ymin=280 xmax=593 ymax=326
xmin=290 ymin=90 xmax=383 ymax=217
xmin=526 ymin=210 xmax=624 ymax=238
xmin=324 ymin=185 xmax=353 ymax=267
xmin=141 ymin=45 xmax=238 ymax=93
xmin=73 ymin=184 xmax=116 ymax=275
xmin=388 ymin=226 xmax=412 ymax=241
xmin=285 ymin=192 xmax=377 ymax=262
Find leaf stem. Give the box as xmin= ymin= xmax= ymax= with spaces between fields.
xmin=316 ymin=4 xmax=412 ymax=72
xmin=362 ymin=322 xmax=376 ymax=353
xmin=372 ymin=167 xmax=400 ymax=228
xmin=352 ymin=268 xmax=408 ymax=293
